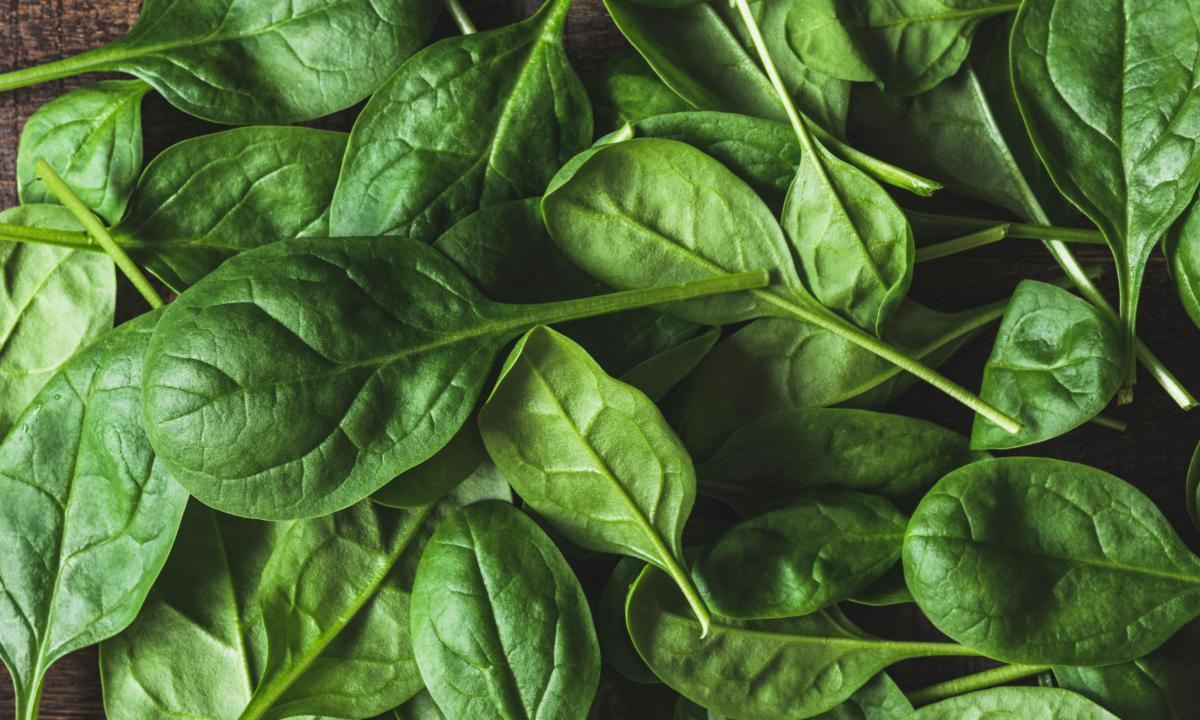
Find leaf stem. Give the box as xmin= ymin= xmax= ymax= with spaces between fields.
xmin=907 ymin=211 xmax=1104 ymax=245
xmin=0 ymin=222 xmax=95 ymax=249
xmin=907 ymin=663 xmax=1051 ymax=706
xmin=0 ymin=47 xmax=114 ymax=93
xmin=916 ymin=225 xmax=1010 ymax=262
xmin=662 ymin=560 xmax=712 ymax=637
xmin=527 ymin=270 xmax=769 ymax=326
xmin=445 ymin=0 xmax=477 ymax=34
xmin=1089 ymin=413 xmax=1127 ymax=432
xmin=35 ymin=159 xmax=164 ymax=309
xmin=813 ymin=129 xmax=942 ymax=197
xmin=1118 ymin=270 xmax=1138 ymax=403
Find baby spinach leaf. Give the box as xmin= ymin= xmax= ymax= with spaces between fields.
xmin=788 ymin=0 xmax=1018 ymax=96
xmin=972 ymin=280 xmax=1122 ymax=449
xmin=103 ymin=473 xmax=508 ymax=719
xmin=911 ymin=687 xmax=1117 ymax=719
xmin=1053 ymin=619 xmax=1200 ymax=720
xmin=604 ymin=0 xmax=850 ymax=135
xmin=479 ymin=326 xmax=713 ymax=632
xmin=849 ymin=566 xmax=914 ymax=607
xmin=675 ymin=671 xmax=912 ymax=720
xmin=665 ymin=299 xmax=1005 ymax=457
xmin=905 ymin=457 xmax=1200 ymax=666
xmin=0 ymin=205 xmax=114 ymax=436
xmin=1165 ymin=197 xmax=1200 ymax=331
xmin=17 ymin=80 xmax=148 ymax=223
xmin=692 ymin=491 xmax=907 ymax=619
xmin=544 ymin=138 xmax=1018 ymax=434
xmin=0 ymin=312 xmax=188 ymax=720
xmin=372 ymin=423 xmax=489 ymax=509
xmin=394 ymin=690 xmax=447 ymax=720
xmin=597 ymin=558 xmax=659 ymax=685
xmin=619 ymin=328 xmax=719 ymax=402
xmin=1188 ymin=440 xmax=1200 ymax=531
xmin=1011 ymin=0 xmax=1200 ymax=391
xmin=0 ymin=0 xmax=441 ymax=124
xmin=332 ymin=0 xmax=591 ymax=240
xmin=589 ymin=50 xmax=693 ymax=133
xmin=412 ymin=501 xmax=600 ymax=720
xmin=696 ymin=409 xmax=983 ymax=514
xmin=142 ymin=236 xmax=763 ymax=520
xmin=782 ymin=139 xmax=914 ymax=334
xmin=626 ymin=566 xmax=972 ymax=720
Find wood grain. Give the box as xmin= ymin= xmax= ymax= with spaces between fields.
xmin=2 ymin=1 xmax=1199 ymax=717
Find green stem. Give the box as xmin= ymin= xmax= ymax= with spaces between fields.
xmin=1089 ymin=413 xmax=1127 ymax=432
xmin=35 ymin=159 xmax=164 ymax=309
xmin=916 ymin=225 xmax=1010 ymax=262
xmin=527 ymin=270 xmax=769 ymax=326
xmin=1118 ymin=270 xmax=1138 ymax=403
xmin=907 ymin=211 xmax=1105 ymax=245
xmin=813 ymin=129 xmax=942 ymax=197
xmin=908 ymin=663 xmax=1051 ymax=706
xmin=0 ymin=222 xmax=94 ymax=250
xmin=663 ymin=559 xmax=713 ymax=637
xmin=445 ymin=0 xmax=477 ymax=34
xmin=0 ymin=47 xmax=115 ymax=93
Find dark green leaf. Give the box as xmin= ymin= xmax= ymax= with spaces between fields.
xmin=588 ymin=673 xmax=680 ymax=719
xmin=788 ymin=0 xmax=1017 ymax=96
xmin=331 ymin=0 xmax=591 ymax=240
xmin=905 ymin=457 xmax=1200 ymax=665
xmin=412 ymin=501 xmax=600 ymax=720
xmin=1189 ymin=440 xmax=1200 ymax=532
xmin=1165 ymin=197 xmax=1200 ymax=332
xmin=673 ymin=673 xmax=912 ymax=719
xmin=909 ymin=687 xmax=1117 ymax=719
xmin=1053 ymin=619 xmax=1200 ymax=720
xmin=0 ymin=313 xmax=188 ymax=720
xmin=597 ymin=558 xmax=658 ymax=685
xmin=371 ymin=423 xmax=489 ymax=509
xmin=480 ymin=326 xmax=711 ymax=631
xmin=697 ymin=409 xmax=983 ymax=514
xmin=619 ymin=328 xmax=719 ymax=402
xmin=849 ymin=566 xmax=914 ymax=607
xmin=0 ymin=205 xmax=114 ymax=436
xmin=589 ymin=50 xmax=692 ymax=133
xmin=626 ymin=566 xmax=968 ymax=720
xmin=0 ymin=0 xmax=441 ymax=123
xmin=394 ymin=690 xmax=447 ymax=720
xmin=17 ymin=80 xmax=148 ymax=223
xmin=692 ymin=491 xmax=907 ymax=618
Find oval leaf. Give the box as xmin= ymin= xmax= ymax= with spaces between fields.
xmin=909 ymin=687 xmax=1117 ymax=719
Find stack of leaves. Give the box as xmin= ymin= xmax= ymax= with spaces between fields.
xmin=0 ymin=0 xmax=1199 ymax=718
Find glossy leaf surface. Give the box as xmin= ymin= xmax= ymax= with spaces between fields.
xmin=910 ymin=687 xmax=1117 ymax=719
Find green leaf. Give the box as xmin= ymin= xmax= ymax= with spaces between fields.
xmin=604 ymin=0 xmax=850 ymax=134
xmin=905 ymin=456 xmax=1200 ymax=665
xmin=588 ymin=673 xmax=680 ymax=719
xmin=696 ymin=409 xmax=983 ymax=514
xmin=112 ymin=126 xmax=347 ymax=292
xmin=788 ymin=0 xmax=1017 ymax=96
xmin=589 ymin=50 xmax=692 ymax=133
xmin=17 ymin=80 xmax=149 ymax=223
xmin=394 ymin=690 xmax=447 ymax=720
xmin=480 ymin=326 xmax=711 ymax=632
xmin=849 ymin=566 xmax=914 ymax=607
xmin=665 ymin=300 xmax=1004 ymax=457
xmin=1189 ymin=440 xmax=1200 ymax=532
xmin=1012 ymin=0 xmax=1200 ymax=381
xmin=372 ymin=423 xmax=489 ymax=509
xmin=1053 ymin=619 xmax=1200 ymax=720
xmin=0 ymin=0 xmax=441 ymax=124
xmin=0 ymin=312 xmax=188 ymax=720
xmin=909 ymin=687 xmax=1117 ymax=719
xmin=142 ymin=236 xmax=762 ymax=520
xmin=673 ymin=673 xmax=913 ymax=719
xmin=103 ymin=474 xmax=508 ymax=719
xmin=619 ymin=328 xmax=719 ymax=402
xmin=782 ymin=141 xmax=914 ymax=334
xmin=412 ymin=501 xmax=600 ymax=720
xmin=1165 ymin=197 xmax=1200 ymax=331
xmin=331 ymin=0 xmax=591 ymax=240
xmin=0 ymin=205 xmax=114 ymax=436
xmin=626 ymin=566 xmax=969 ymax=720
xmin=692 ymin=491 xmax=907 ymax=618
xmin=597 ymin=558 xmax=659 ymax=685
xmin=971 ymin=280 xmax=1121 ymax=449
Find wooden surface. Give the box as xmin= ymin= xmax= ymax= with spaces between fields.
xmin=2 ymin=1 xmax=1199 ymax=718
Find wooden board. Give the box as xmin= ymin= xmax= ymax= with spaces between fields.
xmin=1 ymin=1 xmax=1198 ymax=717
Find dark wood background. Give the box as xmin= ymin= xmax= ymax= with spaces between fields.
xmin=2 ymin=1 xmax=1198 ymax=717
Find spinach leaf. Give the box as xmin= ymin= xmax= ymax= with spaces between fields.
xmin=0 ymin=0 xmax=440 ymax=124
xmin=619 ymin=328 xmax=719 ymax=402
xmin=692 ymin=491 xmax=907 ymax=618
xmin=675 ymin=671 xmax=912 ymax=720
xmin=695 ymin=409 xmax=982 ymax=514
xmin=394 ymin=690 xmax=447 ymax=720
xmin=589 ymin=50 xmax=693 ymax=133
xmin=372 ymin=423 xmax=489 ymax=509
xmin=332 ymin=0 xmax=591 ymax=240
xmin=626 ymin=566 xmax=972 ymax=720
xmin=1165 ymin=197 xmax=1200 ymax=331
xmin=589 ymin=673 xmax=680 ymax=719
xmin=412 ymin=501 xmax=600 ymax=719
xmin=1189 ymin=440 xmax=1200 ymax=532
xmin=17 ymin=80 xmax=148 ymax=223
xmin=910 ymin=687 xmax=1117 ymax=719
xmin=905 ymin=457 xmax=1200 ymax=665
xmin=479 ymin=326 xmax=712 ymax=632
xmin=665 ymin=299 xmax=1006 ymax=457
xmin=0 ymin=205 xmax=114 ymax=436
xmin=542 ymin=138 xmax=1018 ymax=432
xmin=604 ymin=0 xmax=850 ymax=135
xmin=1011 ymin=0 xmax=1200 ymax=393
xmin=971 ymin=280 xmax=1122 ymax=449
xmin=849 ymin=566 xmax=914 ymax=607
xmin=788 ymin=0 xmax=1018 ymax=96
xmin=781 ymin=137 xmax=914 ymax=334
xmin=0 ymin=312 xmax=188 ymax=720
xmin=597 ymin=558 xmax=659 ymax=685
xmin=1053 ymin=619 xmax=1200 ymax=720
xmin=103 ymin=474 xmax=509 ymax=719
xmin=142 ymin=236 xmax=762 ymax=520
